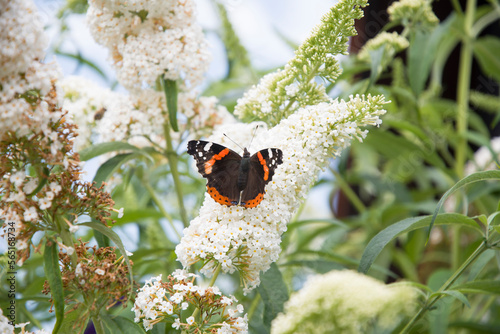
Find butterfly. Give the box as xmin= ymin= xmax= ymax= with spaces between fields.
xmin=187 ymin=140 xmax=283 ymax=208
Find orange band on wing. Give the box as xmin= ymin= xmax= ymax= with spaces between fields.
xmin=257 ymin=152 xmax=269 ymax=181
xmin=207 ymin=186 xmax=232 ymax=206
xmin=204 ymin=148 xmax=230 ymax=174
xmin=243 ymin=193 xmax=264 ymax=208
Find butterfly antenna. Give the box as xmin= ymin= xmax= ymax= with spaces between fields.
xmin=223 ymin=133 xmax=244 ymax=151
xmin=247 ymin=125 xmax=259 ymax=149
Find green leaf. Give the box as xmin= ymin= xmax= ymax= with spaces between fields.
xmin=257 ymin=263 xmax=289 ymax=330
xmin=79 ymin=221 xmax=134 ymax=299
xmin=365 ymin=130 xmax=446 ymax=169
xmin=43 ymin=238 xmax=64 ymax=334
xmin=100 ymin=314 xmax=145 ymax=334
xmin=358 ymin=213 xmax=481 ymax=274
xmin=162 ymin=78 xmax=179 ymax=132
xmin=408 ymin=20 xmax=451 ymax=96
xmin=453 ymin=280 xmax=500 ymax=295
xmin=366 ymin=46 xmax=386 ymax=91
xmin=94 ymin=230 xmax=110 ymax=248
xmin=280 ymin=260 xmax=344 ymax=274
xmin=473 ymin=36 xmax=500 ymax=82
xmin=58 ymin=304 xmax=89 ymax=334
xmin=79 ymin=142 xmax=140 ymax=161
xmin=55 ymin=49 xmax=108 ymax=81
xmin=93 ymin=153 xmax=136 ymax=186
xmin=428 ymin=170 xmax=500 ymax=240
xmin=433 ymin=290 xmax=470 ymax=308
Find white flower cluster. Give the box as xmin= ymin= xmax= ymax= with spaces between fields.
xmin=2 ymin=169 xmax=63 ymax=247
xmin=87 ymin=0 xmax=211 ymax=91
xmin=0 ymin=308 xmax=49 ymax=334
xmin=0 ymin=0 xmax=63 ymax=142
xmin=271 ymin=270 xmax=417 ymax=334
xmin=388 ymin=0 xmax=439 ymax=28
xmin=176 ymin=95 xmax=388 ymax=293
xmin=132 ymin=270 xmax=247 ymax=333
xmin=0 ymin=0 xmax=47 ymax=77
xmin=0 ymin=59 xmax=62 ymax=142
xmin=61 ymin=77 xmax=234 ymax=151
xmin=358 ymin=31 xmax=409 ymax=63
xmin=60 ymin=76 xmax=119 ymax=151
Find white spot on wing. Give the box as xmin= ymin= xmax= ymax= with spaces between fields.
xmin=203 ymin=142 xmax=213 ymax=151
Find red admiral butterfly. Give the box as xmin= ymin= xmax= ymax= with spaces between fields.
xmin=187 ymin=140 xmax=283 ymax=208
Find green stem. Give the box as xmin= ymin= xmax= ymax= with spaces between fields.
xmin=399 ymin=241 xmax=488 ymax=333
xmin=190 ymin=264 xmax=222 ymax=321
xmin=452 ymin=0 xmax=476 ymax=278
xmin=208 ymin=263 xmax=222 ymax=287
xmin=144 ymin=181 xmax=181 ymax=240
xmin=57 ymin=217 xmax=78 ymax=266
xmin=331 ymin=169 xmax=366 ymax=213
xmin=455 ymin=0 xmax=476 ymax=179
xmin=247 ymin=293 xmax=261 ymax=322
xmin=91 ymin=315 xmax=105 ymax=334
xmin=163 ymin=121 xmax=189 ymax=228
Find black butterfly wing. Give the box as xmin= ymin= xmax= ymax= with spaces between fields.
xmin=241 ymin=148 xmax=283 ymax=208
xmin=187 ymin=140 xmax=242 ymax=206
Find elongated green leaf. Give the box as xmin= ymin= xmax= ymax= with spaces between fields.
xmin=94 ymin=230 xmax=110 ymax=248
xmin=114 ymin=208 xmax=164 ymax=225
xmin=366 ymin=46 xmax=386 ymax=91
xmin=453 ymin=280 xmax=500 ymax=295
xmin=287 ymin=218 xmax=348 ymax=230
xmin=58 ymin=304 xmax=89 ymax=334
xmin=365 ymin=130 xmax=446 ymax=169
xmin=358 ymin=213 xmax=481 ymax=274
xmin=100 ymin=314 xmax=145 ymax=334
xmin=434 ymin=290 xmax=470 ymax=308
xmin=281 ymin=260 xmax=344 ymax=274
xmin=79 ymin=142 xmax=140 ymax=161
xmin=55 ymin=50 xmax=108 ymax=80
xmin=80 ymin=221 xmax=134 ymax=298
xmin=473 ymin=36 xmax=500 ymax=82
xmin=257 ymin=263 xmax=288 ymax=330
xmin=162 ymin=78 xmax=179 ymax=132
xmin=428 ymin=170 xmax=500 ymax=240
xmin=408 ymin=21 xmax=450 ymax=95
xmin=43 ymin=238 xmax=64 ymax=334
xmin=93 ymin=153 xmax=135 ymax=186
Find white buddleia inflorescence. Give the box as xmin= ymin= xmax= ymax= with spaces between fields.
xmin=176 ymin=95 xmax=388 ymax=293
xmin=86 ymin=0 xmax=211 ymax=91
xmin=271 ymin=270 xmax=417 ymax=334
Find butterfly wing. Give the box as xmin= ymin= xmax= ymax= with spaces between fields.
xmin=187 ymin=140 xmax=242 ymax=206
xmin=241 ymin=148 xmax=283 ymax=208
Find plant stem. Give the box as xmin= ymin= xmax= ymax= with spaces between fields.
xmin=57 ymin=217 xmax=78 ymax=266
xmin=454 ymin=0 xmax=476 ymax=179
xmin=209 ymin=263 xmax=222 ymax=287
xmin=399 ymin=241 xmax=488 ymax=333
xmin=190 ymin=264 xmax=222 ymax=321
xmin=92 ymin=315 xmax=105 ymax=334
xmin=247 ymin=293 xmax=261 ymax=322
xmin=331 ymin=169 xmax=366 ymax=213
xmin=163 ymin=121 xmax=189 ymax=227
xmin=452 ymin=0 xmax=476 ymax=277
xmin=144 ymin=180 xmax=181 ymax=241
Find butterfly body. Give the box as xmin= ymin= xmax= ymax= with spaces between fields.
xmin=187 ymin=140 xmax=283 ymax=208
